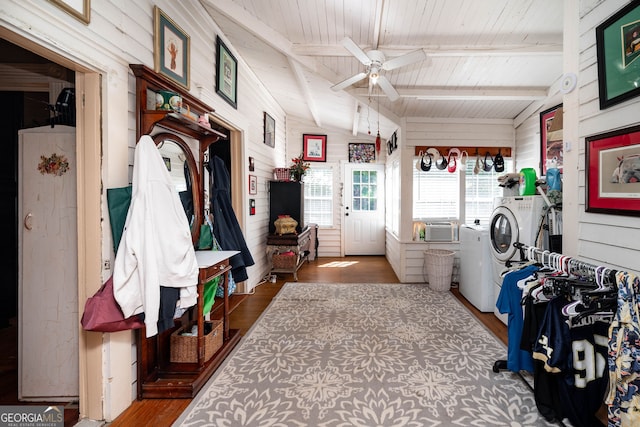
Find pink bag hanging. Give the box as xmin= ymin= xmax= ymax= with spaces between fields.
xmin=81 ymin=275 xmax=145 ymax=332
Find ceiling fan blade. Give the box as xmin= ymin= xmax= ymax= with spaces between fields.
xmin=382 ymin=49 xmax=426 ymax=71
xmin=341 ymin=37 xmax=372 ymax=66
xmin=331 ymin=72 xmax=368 ymax=91
xmin=377 ymin=76 xmax=400 ymax=101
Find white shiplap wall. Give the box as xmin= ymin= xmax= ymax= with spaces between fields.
xmin=574 ymin=0 xmax=640 ymax=273
xmin=512 ymin=0 xmax=640 ymax=275
xmin=286 ymin=116 xmax=383 ymax=257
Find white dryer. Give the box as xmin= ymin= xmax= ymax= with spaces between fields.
xmin=459 ymin=224 xmax=494 ymax=312
xmin=489 ymin=195 xmax=547 ymax=324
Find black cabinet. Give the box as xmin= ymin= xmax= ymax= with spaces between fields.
xmin=269 ymin=181 xmax=304 ymax=233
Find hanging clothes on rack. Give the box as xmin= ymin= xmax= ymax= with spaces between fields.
xmin=496 ymin=243 xmax=622 ymax=426
xmin=606 ymin=270 xmax=640 ymax=427
xmin=496 ymin=264 xmax=539 ymax=373
xmin=532 ymin=292 xmax=613 ymax=427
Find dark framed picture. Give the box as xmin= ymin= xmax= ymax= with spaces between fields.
xmin=215 ymin=35 xmax=238 ymax=109
xmin=49 ymin=0 xmax=90 ymax=24
xmin=540 ymin=104 xmax=563 ymax=175
xmin=302 ymin=134 xmax=327 ymax=162
xmin=387 ymin=131 xmax=398 ymax=155
xmin=249 ymin=174 xmax=257 ymax=195
xmin=586 ymin=124 xmax=640 ymax=216
xmin=153 ymin=6 xmax=190 ymax=89
xmin=348 ymin=143 xmax=376 ymax=163
xmin=596 ymin=2 xmax=640 ymax=109
xmin=264 ymin=112 xmax=275 ymax=147
xmin=162 ymin=156 xmax=171 ymax=171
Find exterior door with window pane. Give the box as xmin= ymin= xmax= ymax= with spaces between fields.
xmin=344 ymin=164 xmax=385 ymax=255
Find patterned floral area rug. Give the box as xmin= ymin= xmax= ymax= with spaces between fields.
xmin=173 ymin=283 xmax=554 ymax=426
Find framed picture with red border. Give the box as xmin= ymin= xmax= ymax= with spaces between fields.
xmin=586 ymin=124 xmax=640 ymax=216
xmin=302 ymin=134 xmax=327 ymax=162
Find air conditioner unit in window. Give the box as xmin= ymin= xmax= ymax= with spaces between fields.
xmin=425 ymin=222 xmax=459 ymax=242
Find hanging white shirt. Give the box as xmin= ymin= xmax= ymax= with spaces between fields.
xmin=113 ymin=135 xmax=198 ymax=337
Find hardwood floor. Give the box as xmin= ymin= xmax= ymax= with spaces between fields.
xmin=107 ymin=255 xmax=507 ymax=427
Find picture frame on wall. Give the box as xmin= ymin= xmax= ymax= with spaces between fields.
xmin=596 ymin=2 xmax=640 ymax=109
xmin=154 ymin=6 xmax=190 ymax=89
xmin=215 ymin=36 xmax=238 ymax=109
xmin=249 ymin=174 xmax=257 ymax=195
xmin=348 ymin=143 xmax=376 ymax=163
xmin=49 ymin=0 xmax=90 ymax=24
xmin=264 ymin=112 xmax=275 ymax=147
xmin=302 ymin=134 xmax=327 ymax=162
xmin=540 ymin=104 xmax=563 ymax=175
xmin=585 ymin=124 xmax=640 ymax=217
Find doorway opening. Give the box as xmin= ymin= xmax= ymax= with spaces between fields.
xmin=0 ymin=36 xmax=86 ymax=425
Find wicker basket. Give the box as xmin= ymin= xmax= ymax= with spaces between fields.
xmin=273 ymin=168 xmax=291 ymax=181
xmin=424 ymin=249 xmax=455 ymax=292
xmin=272 ymin=253 xmax=297 ymax=269
xmin=170 ymin=319 xmax=223 ymax=363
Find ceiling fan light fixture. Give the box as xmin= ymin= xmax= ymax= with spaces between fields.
xmin=369 ymin=63 xmax=381 ymax=84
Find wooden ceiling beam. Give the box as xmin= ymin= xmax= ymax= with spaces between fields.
xmin=291 ymin=43 xmax=562 ymax=58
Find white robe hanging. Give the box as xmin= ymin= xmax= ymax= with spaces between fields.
xmin=113 ymin=135 xmax=198 ymax=337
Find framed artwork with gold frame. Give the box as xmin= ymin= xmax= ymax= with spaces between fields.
xmin=49 ymin=0 xmax=90 ymax=24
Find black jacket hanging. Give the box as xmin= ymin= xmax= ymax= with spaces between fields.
xmin=208 ymin=155 xmax=255 ymax=282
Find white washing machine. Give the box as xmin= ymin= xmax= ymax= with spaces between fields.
xmin=459 ymin=224 xmax=494 ymax=312
xmin=489 ymin=195 xmax=547 ymax=324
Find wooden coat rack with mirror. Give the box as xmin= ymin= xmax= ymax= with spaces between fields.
xmin=129 ymin=64 xmax=246 ymax=399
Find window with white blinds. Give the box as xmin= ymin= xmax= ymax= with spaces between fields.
xmin=412 ymin=156 xmax=513 ymax=225
xmin=413 ymin=164 xmax=460 ymax=220
xmin=303 ymin=167 xmax=333 ymax=227
xmin=464 ymin=159 xmax=513 ymax=225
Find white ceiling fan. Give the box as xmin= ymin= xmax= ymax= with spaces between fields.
xmin=330 ymin=37 xmax=427 ymax=102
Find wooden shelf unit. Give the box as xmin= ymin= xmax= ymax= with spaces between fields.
xmin=130 ymin=64 xmax=247 ymax=399
xmin=137 ymin=251 xmax=247 ymax=399
xmin=266 ymin=227 xmax=311 ymax=281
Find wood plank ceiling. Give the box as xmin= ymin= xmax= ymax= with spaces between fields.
xmin=201 ymin=0 xmax=564 ymax=138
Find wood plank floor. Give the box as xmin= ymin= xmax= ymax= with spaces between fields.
xmin=107 ymin=255 xmax=507 ymax=427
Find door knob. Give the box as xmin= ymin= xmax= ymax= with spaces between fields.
xmin=24 ymin=213 xmax=33 ymax=230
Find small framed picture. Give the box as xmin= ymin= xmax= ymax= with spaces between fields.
xmin=585 ymin=124 xmax=640 ymax=216
xmin=215 ymin=35 xmax=238 ymax=109
xmin=249 ymin=174 xmax=257 ymax=195
xmin=348 ymin=143 xmax=376 ymax=163
xmin=162 ymin=156 xmax=171 ymax=171
xmin=302 ymin=134 xmax=327 ymax=162
xmin=153 ymin=6 xmax=190 ymax=89
xmin=264 ymin=112 xmax=275 ymax=147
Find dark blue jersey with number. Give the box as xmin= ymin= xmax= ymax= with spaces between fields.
xmin=533 ymin=295 xmax=611 ymax=427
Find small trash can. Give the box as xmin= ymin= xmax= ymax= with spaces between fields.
xmin=424 ymin=249 xmax=455 ymax=291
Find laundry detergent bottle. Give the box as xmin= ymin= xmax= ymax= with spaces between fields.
xmin=519 ymin=168 xmax=537 ymax=196
xmin=546 ymin=168 xmax=562 ymax=191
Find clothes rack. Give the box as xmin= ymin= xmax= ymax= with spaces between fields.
xmin=493 ymin=242 xmax=626 ymax=427
xmin=512 ymin=242 xmax=618 ymax=282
